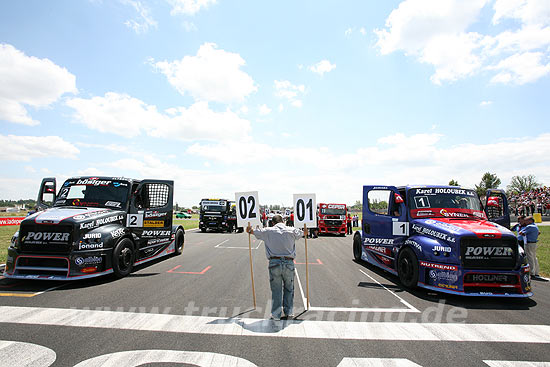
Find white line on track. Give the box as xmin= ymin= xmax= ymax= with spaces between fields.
xmin=293 ymin=266 xmax=419 ymax=313
xmin=214 ymin=239 xmax=229 ymax=248
xmin=32 ymin=283 xmax=67 ymax=296
xmin=1 ymin=305 xmax=550 ymax=342
xmin=483 ymin=361 xmax=550 ymax=367
xmin=0 ymin=340 xmax=56 ymax=367
xmin=215 ymin=239 xmax=262 ymax=249
xmin=358 ymin=269 xmax=420 ymax=313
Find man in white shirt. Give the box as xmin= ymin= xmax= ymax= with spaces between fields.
xmin=247 ymin=215 xmax=303 ymax=320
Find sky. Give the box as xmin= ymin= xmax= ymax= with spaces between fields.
xmin=1 ymin=0 xmax=549 ymax=208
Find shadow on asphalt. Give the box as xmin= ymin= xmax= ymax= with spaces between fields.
xmin=0 ymin=253 xmax=175 ymax=293
xmin=353 ymin=259 xmax=537 ymax=311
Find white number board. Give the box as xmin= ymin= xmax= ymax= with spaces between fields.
xmin=293 ymin=193 xmax=317 ymax=228
xmin=235 ymin=191 xmax=261 ymax=228
xmin=127 ymin=213 xmax=143 ymax=227
xmin=392 ymin=221 xmax=409 ymax=236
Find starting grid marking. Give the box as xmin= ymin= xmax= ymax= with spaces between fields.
xmin=0 ymin=305 xmax=549 ymax=343
xmin=294 ymin=268 xmax=420 ymax=314
xmin=214 ymin=239 xmax=262 ymax=250
xmin=167 ymin=265 xmax=211 ymax=275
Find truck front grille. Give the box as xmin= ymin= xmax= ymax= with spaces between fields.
xmin=19 ymin=225 xmax=73 ymax=254
xmin=460 ymin=237 xmax=517 ymax=270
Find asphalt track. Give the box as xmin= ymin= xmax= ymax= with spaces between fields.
xmin=0 ymin=229 xmax=549 ymax=366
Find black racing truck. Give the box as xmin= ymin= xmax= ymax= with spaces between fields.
xmin=199 ymin=198 xmax=232 ymax=232
xmin=4 ymin=176 xmax=184 ymax=280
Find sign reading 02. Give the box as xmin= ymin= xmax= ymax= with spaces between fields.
xmin=293 ymin=193 xmax=317 ymax=228
xmin=235 ymin=191 xmax=261 ymax=228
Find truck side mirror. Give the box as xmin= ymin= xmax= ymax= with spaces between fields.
xmin=37 ymin=177 xmax=56 ymax=210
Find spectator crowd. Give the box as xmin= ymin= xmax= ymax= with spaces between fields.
xmin=509 ymin=187 xmax=550 ymax=216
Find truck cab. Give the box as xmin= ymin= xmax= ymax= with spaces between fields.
xmin=199 ymin=199 xmax=231 ymax=232
xmin=353 ymin=185 xmax=531 ymax=297
xmin=4 ymin=176 xmax=184 ymax=280
xmin=318 ymin=203 xmax=347 ymax=235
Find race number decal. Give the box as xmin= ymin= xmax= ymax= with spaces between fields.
xmin=127 ymin=213 xmax=144 ymax=227
xmin=293 ymin=193 xmax=317 ymax=228
xmin=235 ymin=191 xmax=261 ymax=227
xmin=414 ymin=196 xmax=430 ymax=208
xmin=392 ymin=221 xmax=409 ymax=236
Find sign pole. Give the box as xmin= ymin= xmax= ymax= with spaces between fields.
xmin=304 ymin=223 xmax=310 ymax=310
xmin=248 ymin=221 xmax=257 ymax=309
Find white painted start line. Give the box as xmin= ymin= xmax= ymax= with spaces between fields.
xmin=215 ymin=239 xmax=262 ymax=250
xmin=1 ymin=305 xmax=549 ymax=343
xmin=294 ymin=268 xmax=420 ymax=313
xmin=74 ymin=350 xmax=256 ymax=367
xmin=0 ymin=340 xmax=56 ymax=367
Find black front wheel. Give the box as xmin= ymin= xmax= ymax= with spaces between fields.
xmin=174 ymin=229 xmax=184 ymax=255
xmin=397 ymin=247 xmax=419 ymax=289
xmin=112 ymin=238 xmax=135 ymax=278
xmin=353 ymin=232 xmax=363 ymax=261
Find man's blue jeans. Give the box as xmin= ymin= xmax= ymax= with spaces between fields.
xmin=268 ymin=258 xmax=295 ymax=318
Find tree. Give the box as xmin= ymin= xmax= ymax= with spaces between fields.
xmin=507 ymin=174 xmax=541 ymax=194
xmin=475 ymin=172 xmax=501 ymax=197
xmin=448 ymin=179 xmax=459 ymax=186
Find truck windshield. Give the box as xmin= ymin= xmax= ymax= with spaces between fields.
xmin=202 ymin=202 xmax=226 ymax=212
xmin=321 ymin=208 xmax=346 ymax=215
xmin=54 ymin=179 xmax=130 ymax=209
xmin=409 ymin=188 xmax=485 ymax=219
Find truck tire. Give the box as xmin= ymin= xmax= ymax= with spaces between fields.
xmin=174 ymin=229 xmax=184 ymax=255
xmin=201 ymin=228 xmax=206 ymax=233
xmin=398 ymin=247 xmax=419 ymax=289
xmin=112 ymin=238 xmax=135 ymax=278
xmin=353 ymin=232 xmax=363 ymax=261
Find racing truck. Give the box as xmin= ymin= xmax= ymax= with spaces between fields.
xmin=353 ymin=185 xmax=531 ymax=297
xmin=318 ymin=203 xmax=347 ymax=235
xmin=199 ymin=199 xmax=231 ymax=232
xmin=4 ymin=176 xmax=184 ymax=280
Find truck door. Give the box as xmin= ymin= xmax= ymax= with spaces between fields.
xmin=128 ymin=180 xmax=174 ymax=259
xmin=36 ymin=177 xmax=56 ymax=211
xmin=485 ymin=189 xmax=510 ymax=229
xmin=362 ymin=186 xmax=408 ymax=268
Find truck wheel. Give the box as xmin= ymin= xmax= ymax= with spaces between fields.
xmin=353 ymin=232 xmax=363 ymax=261
xmin=112 ymin=238 xmax=135 ymax=278
xmin=201 ymin=228 xmax=206 ymax=233
xmin=398 ymin=247 xmax=419 ymax=289
xmin=174 ymin=229 xmax=184 ymax=255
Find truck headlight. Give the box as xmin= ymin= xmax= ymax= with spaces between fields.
xmin=11 ymin=231 xmax=19 ymax=248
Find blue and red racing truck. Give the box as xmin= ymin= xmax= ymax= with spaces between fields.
xmin=4 ymin=176 xmax=184 ymax=280
xmin=353 ymin=185 xmax=531 ymax=297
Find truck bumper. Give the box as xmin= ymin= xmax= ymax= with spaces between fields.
xmin=3 ymin=246 xmax=114 ymax=280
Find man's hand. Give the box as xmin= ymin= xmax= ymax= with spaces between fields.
xmin=246 ymin=224 xmax=253 ymax=234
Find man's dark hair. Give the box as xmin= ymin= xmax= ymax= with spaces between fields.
xmin=272 ymin=214 xmax=283 ymax=225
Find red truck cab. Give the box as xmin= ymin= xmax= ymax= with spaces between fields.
xmin=318 ymin=203 xmax=347 ymax=235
